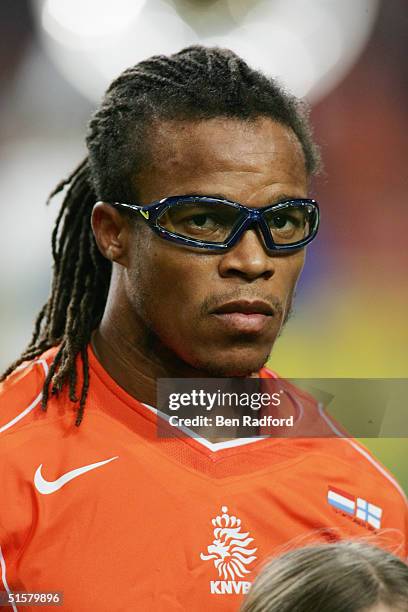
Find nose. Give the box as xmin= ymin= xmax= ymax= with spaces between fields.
xmin=218 ymin=226 xmax=276 ymax=281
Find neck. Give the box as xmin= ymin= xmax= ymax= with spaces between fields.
xmin=92 ymin=315 xmax=211 ymax=407
xmin=91 ymin=303 xmax=264 ymax=443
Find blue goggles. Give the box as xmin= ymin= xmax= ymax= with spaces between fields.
xmin=107 ymin=195 xmax=320 ymax=252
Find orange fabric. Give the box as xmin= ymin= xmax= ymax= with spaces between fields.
xmin=0 ymin=346 xmax=407 ymax=611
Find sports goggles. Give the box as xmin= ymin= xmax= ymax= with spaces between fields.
xmin=107 ymin=195 xmax=319 ymax=252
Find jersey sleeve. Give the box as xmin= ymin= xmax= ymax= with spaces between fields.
xmin=0 ymin=358 xmax=49 ymax=435
xmin=0 ymin=358 xmax=49 ymax=564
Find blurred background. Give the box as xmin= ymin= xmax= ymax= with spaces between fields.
xmin=0 ymin=1 xmax=407 ymax=488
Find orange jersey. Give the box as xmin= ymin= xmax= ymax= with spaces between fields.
xmin=0 ymin=346 xmax=407 ymax=611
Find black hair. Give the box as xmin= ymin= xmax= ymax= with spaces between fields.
xmin=1 ymin=45 xmax=321 ymax=426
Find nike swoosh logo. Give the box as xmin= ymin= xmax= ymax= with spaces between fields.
xmin=34 ymin=456 xmax=119 ymax=495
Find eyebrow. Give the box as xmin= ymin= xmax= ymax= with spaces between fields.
xmin=186 ymin=192 xmax=303 ymax=205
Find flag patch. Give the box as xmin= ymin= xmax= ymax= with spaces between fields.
xmin=327 ymin=487 xmax=355 ymax=515
xmin=356 ymin=498 xmax=382 ymax=530
xmin=327 ymin=487 xmax=382 ymax=530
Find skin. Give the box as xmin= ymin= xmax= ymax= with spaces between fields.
xmin=91 ymin=117 xmax=308 ymax=437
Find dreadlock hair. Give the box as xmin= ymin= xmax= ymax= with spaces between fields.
xmin=1 ymin=45 xmax=321 ymax=426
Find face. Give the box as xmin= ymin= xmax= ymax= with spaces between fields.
xmin=108 ymin=117 xmax=308 ymax=376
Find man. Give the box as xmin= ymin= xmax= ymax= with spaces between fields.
xmin=0 ymin=46 xmax=406 ymax=611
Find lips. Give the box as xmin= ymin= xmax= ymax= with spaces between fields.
xmin=213 ymin=300 xmax=274 ymax=316
xmin=211 ymin=300 xmax=274 ymax=334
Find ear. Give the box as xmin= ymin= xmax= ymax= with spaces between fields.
xmin=91 ymin=202 xmax=130 ymax=266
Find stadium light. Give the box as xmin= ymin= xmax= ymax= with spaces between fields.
xmin=33 ymin=0 xmax=380 ymax=103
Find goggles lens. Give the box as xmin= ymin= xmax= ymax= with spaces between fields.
xmin=157 ymin=201 xmax=246 ymax=244
xmin=264 ymin=205 xmax=313 ymax=244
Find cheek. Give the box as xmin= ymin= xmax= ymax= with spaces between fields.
xmin=290 ymin=250 xmax=306 ymax=282
xmin=126 ymin=234 xmax=210 ymax=325
xmin=279 ymin=251 xmax=305 ymax=303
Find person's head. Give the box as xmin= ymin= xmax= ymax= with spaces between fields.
xmin=241 ymin=541 xmax=408 ymax=612
xmin=2 ymin=45 xmax=320 ymax=425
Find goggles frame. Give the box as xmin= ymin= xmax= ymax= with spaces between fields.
xmin=105 ymin=195 xmax=320 ymax=252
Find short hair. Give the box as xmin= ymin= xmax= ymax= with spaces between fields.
xmin=241 ymin=541 xmax=408 ymax=612
xmin=2 ymin=45 xmax=321 ymax=426
xmin=87 ymin=45 xmax=320 ymax=203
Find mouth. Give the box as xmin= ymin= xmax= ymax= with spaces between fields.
xmin=211 ymin=300 xmax=275 ymax=334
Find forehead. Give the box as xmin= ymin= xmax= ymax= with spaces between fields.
xmin=135 ymin=117 xmax=307 ymax=204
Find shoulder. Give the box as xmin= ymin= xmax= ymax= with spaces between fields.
xmin=261 ymin=367 xmax=407 ymax=507
xmin=327 ymin=435 xmax=407 ymax=505
xmin=0 ymin=347 xmax=59 ymax=435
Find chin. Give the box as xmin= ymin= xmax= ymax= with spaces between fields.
xmin=192 ymin=348 xmax=270 ymax=378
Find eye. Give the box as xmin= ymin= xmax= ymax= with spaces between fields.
xmin=271 ymin=215 xmax=287 ymax=228
xmin=186 ymin=214 xmax=219 ymax=228
xmin=270 ymin=214 xmax=299 ymax=229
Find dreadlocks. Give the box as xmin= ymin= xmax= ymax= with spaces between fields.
xmin=1 ymin=45 xmax=320 ymax=426
xmin=1 ymin=159 xmax=111 ymax=425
